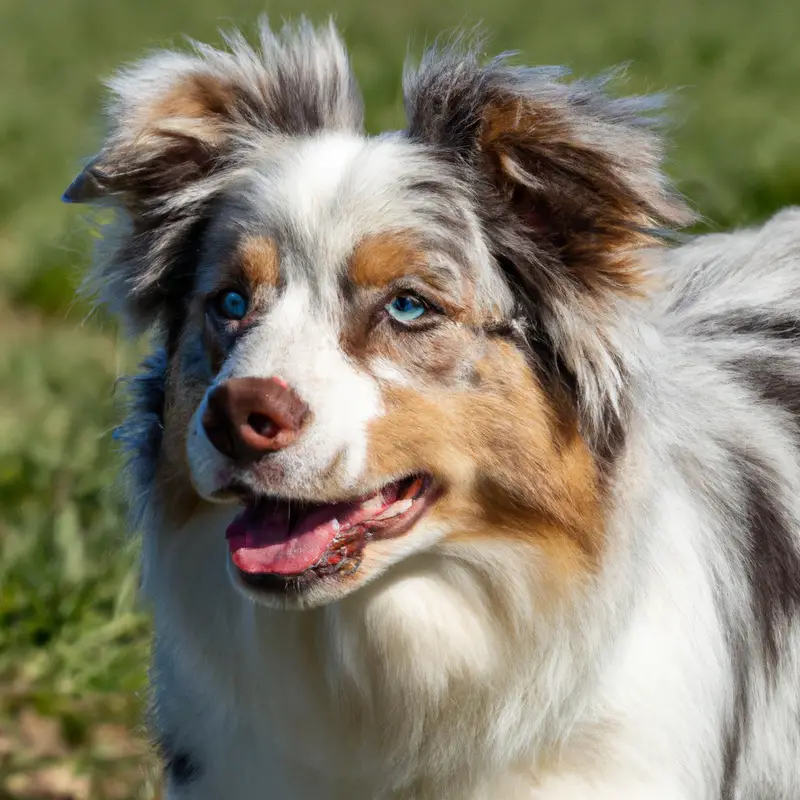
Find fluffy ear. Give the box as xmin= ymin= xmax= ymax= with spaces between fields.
xmin=404 ymin=43 xmax=695 ymax=448
xmin=67 ymin=18 xmax=363 ymax=333
xmin=403 ymin=43 xmax=694 ymax=299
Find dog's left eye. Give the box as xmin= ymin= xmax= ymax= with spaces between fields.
xmin=386 ymin=294 xmax=426 ymax=323
xmin=216 ymin=290 xmax=248 ymax=321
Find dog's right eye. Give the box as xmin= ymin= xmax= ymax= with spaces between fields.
xmin=214 ymin=290 xmax=248 ymax=321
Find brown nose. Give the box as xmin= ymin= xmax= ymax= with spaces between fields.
xmin=201 ymin=377 xmax=309 ymax=462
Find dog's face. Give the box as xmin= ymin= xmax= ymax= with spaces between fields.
xmin=66 ymin=21 xmax=691 ymax=607
xmin=158 ymin=133 xmax=593 ymax=607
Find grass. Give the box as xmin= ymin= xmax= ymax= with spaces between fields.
xmin=1 ymin=0 xmax=799 ymax=795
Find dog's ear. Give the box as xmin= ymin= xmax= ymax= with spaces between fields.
xmin=403 ymin=44 xmax=694 ymax=300
xmin=67 ymin=18 xmax=362 ymax=333
xmin=404 ymin=43 xmax=695 ymax=448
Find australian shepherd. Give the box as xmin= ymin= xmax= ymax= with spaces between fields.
xmin=63 ymin=18 xmax=800 ymax=799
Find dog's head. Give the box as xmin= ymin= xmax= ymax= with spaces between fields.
xmin=67 ymin=20 xmax=691 ymax=608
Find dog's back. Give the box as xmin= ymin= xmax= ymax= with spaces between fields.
xmin=648 ymin=210 xmax=800 ymax=798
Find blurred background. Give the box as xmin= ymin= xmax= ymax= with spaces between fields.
xmin=0 ymin=0 xmax=798 ymax=796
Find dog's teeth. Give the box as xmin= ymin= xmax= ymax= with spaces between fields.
xmin=361 ymin=494 xmax=385 ymax=513
xmin=374 ymin=499 xmax=413 ymax=520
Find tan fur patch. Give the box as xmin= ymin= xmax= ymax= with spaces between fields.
xmin=480 ymin=97 xmax=660 ymax=297
xmin=147 ymin=73 xmax=237 ymax=143
xmin=238 ymin=236 xmax=281 ymax=288
xmin=350 ymin=233 xmax=427 ymax=288
xmin=345 ymin=224 xmax=604 ymax=578
xmin=92 ymin=73 xmax=240 ymax=206
xmin=365 ymin=339 xmax=603 ymax=575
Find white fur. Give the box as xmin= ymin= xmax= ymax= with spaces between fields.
xmin=369 ymin=357 xmax=414 ymax=387
xmin=188 ymin=282 xmax=383 ymax=499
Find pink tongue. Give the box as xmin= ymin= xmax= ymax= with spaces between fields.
xmin=226 ymin=500 xmax=356 ymax=576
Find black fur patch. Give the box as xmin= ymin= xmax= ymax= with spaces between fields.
xmin=710 ymin=356 xmax=800 ymax=794
xmin=732 ymin=448 xmax=800 ymax=672
xmin=715 ymin=443 xmax=800 ymax=796
xmin=729 ymin=314 xmax=800 ymax=343
xmin=719 ymin=634 xmax=749 ymax=798
xmin=694 ymin=311 xmax=800 ymax=345
xmin=729 ymin=357 xmax=800 ymax=439
xmin=748 ymin=363 xmax=800 ymax=420
xmin=114 ymin=347 xmax=168 ymax=524
xmin=167 ymin=749 xmax=202 ymax=786
xmin=163 ymin=213 xmax=213 ymax=355
xmin=159 ymin=736 xmax=202 ymax=787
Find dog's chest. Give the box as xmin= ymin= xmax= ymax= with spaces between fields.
xmin=153 ymin=585 xmax=542 ymax=799
xmin=150 ymin=524 xmax=568 ymax=798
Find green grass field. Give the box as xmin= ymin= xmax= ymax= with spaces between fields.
xmin=1 ymin=0 xmax=798 ymax=795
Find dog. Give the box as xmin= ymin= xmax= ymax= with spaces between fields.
xmin=63 ymin=18 xmax=800 ymax=799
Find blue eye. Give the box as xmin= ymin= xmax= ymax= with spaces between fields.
xmin=386 ymin=294 xmax=426 ymax=323
xmin=216 ymin=290 xmax=248 ymax=320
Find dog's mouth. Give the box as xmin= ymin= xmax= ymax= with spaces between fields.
xmin=226 ymin=475 xmax=437 ymax=590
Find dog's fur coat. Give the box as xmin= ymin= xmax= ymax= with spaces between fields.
xmin=65 ymin=19 xmax=800 ymax=799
